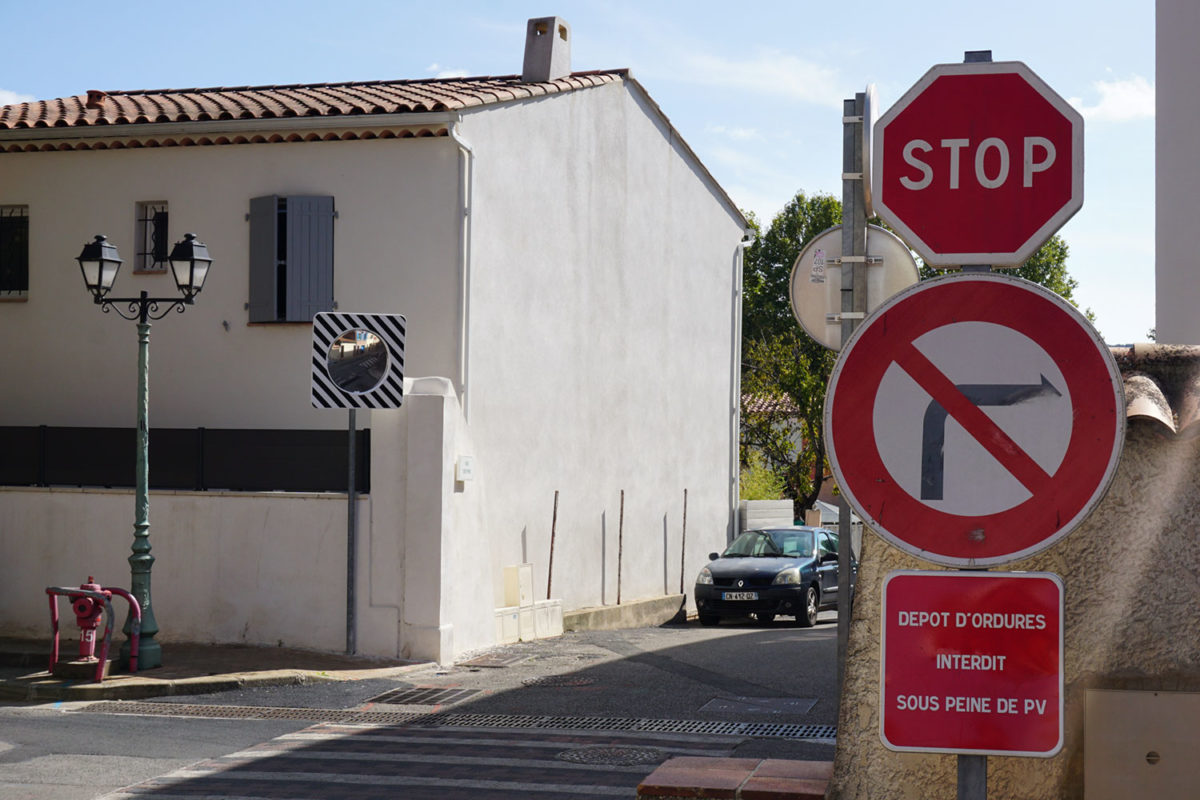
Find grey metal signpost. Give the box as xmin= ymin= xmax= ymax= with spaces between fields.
xmin=836 ymin=90 xmax=869 ymax=696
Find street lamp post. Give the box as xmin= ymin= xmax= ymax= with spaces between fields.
xmin=77 ymin=233 xmax=212 ymax=669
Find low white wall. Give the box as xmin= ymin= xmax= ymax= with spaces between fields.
xmin=0 ymin=487 xmax=363 ymax=652
xmin=0 ymin=382 xmax=503 ymax=666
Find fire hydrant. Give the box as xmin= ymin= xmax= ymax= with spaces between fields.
xmin=69 ymin=577 xmax=105 ymax=661
xmin=46 ymin=578 xmax=141 ymax=682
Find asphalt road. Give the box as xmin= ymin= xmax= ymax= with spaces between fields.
xmin=0 ymin=614 xmax=840 ymax=799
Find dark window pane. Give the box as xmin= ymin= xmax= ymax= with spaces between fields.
xmin=0 ymin=207 xmax=29 ymax=295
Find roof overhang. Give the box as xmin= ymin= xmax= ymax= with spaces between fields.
xmin=0 ymin=111 xmax=458 ymax=152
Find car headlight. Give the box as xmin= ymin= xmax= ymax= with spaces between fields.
xmin=772 ymin=568 xmax=801 ymax=585
xmin=696 ymin=567 xmax=714 ymax=585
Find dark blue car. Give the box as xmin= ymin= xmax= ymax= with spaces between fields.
xmin=694 ymin=526 xmax=854 ymax=627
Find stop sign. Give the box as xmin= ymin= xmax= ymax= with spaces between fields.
xmin=871 ymin=61 xmax=1083 ymax=267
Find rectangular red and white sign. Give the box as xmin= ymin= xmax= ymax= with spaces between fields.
xmin=881 ymin=570 xmax=1063 ymax=757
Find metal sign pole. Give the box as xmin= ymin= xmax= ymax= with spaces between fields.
xmin=955 ymin=48 xmax=993 ymax=800
xmin=346 ymin=408 xmax=357 ymax=655
xmin=837 ymin=91 xmax=867 ymax=696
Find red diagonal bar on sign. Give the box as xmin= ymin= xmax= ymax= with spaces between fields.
xmin=894 ymin=341 xmax=1053 ymax=496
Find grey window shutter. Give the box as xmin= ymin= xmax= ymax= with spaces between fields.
xmin=248 ymin=195 xmax=279 ymax=322
xmin=286 ymin=196 xmax=335 ymax=322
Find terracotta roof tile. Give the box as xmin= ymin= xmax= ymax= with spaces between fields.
xmin=0 ymin=71 xmax=625 ymax=132
xmin=742 ymin=393 xmax=802 ymax=417
xmin=1114 ymin=344 xmax=1200 ymax=437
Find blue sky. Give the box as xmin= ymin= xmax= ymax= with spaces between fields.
xmin=0 ymin=1 xmax=1155 ymax=343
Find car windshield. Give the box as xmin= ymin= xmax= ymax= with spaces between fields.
xmin=722 ymin=529 xmax=814 ymax=558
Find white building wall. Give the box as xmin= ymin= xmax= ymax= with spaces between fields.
xmin=0 ymin=138 xmax=461 ymax=429
xmin=1156 ymin=0 xmax=1199 ymax=343
xmin=460 ymin=80 xmax=746 ymax=615
xmin=0 ymin=136 xmax=466 ymax=658
xmin=0 ymin=81 xmax=746 ymax=660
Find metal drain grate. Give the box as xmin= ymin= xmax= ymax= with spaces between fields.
xmin=742 ymin=722 xmax=838 ymax=739
xmin=367 ymin=687 xmax=480 ymax=706
xmin=457 ymin=652 xmax=530 ymax=668
xmin=76 ymin=703 xmax=836 ymax=741
xmin=521 ymin=675 xmax=597 ymax=687
xmin=436 ymin=713 xmax=837 ymax=741
xmin=556 ymin=745 xmax=665 ymax=765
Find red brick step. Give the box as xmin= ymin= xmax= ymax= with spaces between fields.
xmin=637 ymin=756 xmax=833 ymax=800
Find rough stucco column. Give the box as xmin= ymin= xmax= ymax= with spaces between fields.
xmin=830 ymin=418 xmax=1200 ymax=799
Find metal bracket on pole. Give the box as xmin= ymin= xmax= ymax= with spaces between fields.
xmin=825 ymin=312 xmax=866 ymax=324
xmin=829 ymin=255 xmax=883 ymax=265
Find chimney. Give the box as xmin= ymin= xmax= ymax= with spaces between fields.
xmin=522 ymin=17 xmax=571 ymax=82
xmin=85 ymin=90 xmax=108 ymax=109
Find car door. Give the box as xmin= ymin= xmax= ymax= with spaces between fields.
xmin=817 ymin=531 xmax=839 ymax=599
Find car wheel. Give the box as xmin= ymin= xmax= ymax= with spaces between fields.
xmin=699 ymin=614 xmax=719 ymax=627
xmin=797 ymin=586 xmax=818 ymax=628
xmin=755 ymin=612 xmax=776 ymax=625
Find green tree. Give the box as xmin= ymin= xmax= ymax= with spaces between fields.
xmin=742 ymin=193 xmax=841 ymax=344
xmin=740 ymin=192 xmax=840 ymax=510
xmin=739 ymin=450 xmax=786 ymax=500
xmin=917 ymin=233 xmax=1093 ymax=320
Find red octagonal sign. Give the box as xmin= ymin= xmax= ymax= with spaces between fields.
xmin=872 ymin=61 xmax=1083 ymax=267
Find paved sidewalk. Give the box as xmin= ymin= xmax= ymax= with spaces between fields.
xmin=0 ymin=636 xmax=429 ymax=702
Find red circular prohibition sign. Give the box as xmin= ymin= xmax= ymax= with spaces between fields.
xmin=825 ymin=274 xmax=1124 ymax=566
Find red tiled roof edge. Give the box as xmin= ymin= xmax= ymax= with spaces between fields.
xmin=0 ymin=70 xmax=628 ymax=131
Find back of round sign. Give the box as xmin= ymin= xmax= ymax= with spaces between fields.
xmin=788 ymin=224 xmax=920 ymax=351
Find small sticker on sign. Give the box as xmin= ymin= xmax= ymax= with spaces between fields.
xmin=810 ymin=250 xmax=826 ymax=283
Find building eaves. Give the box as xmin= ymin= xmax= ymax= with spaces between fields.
xmin=0 ymin=71 xmax=625 ymax=151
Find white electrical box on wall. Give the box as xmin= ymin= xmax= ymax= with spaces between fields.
xmin=455 ymin=455 xmax=475 ymax=482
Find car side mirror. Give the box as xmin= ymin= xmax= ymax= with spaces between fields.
xmin=708 ymin=552 xmax=720 ymax=561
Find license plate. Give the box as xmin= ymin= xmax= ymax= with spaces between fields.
xmin=723 ymin=591 xmax=758 ymax=601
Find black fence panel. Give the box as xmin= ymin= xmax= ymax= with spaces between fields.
xmin=0 ymin=427 xmax=369 ymax=493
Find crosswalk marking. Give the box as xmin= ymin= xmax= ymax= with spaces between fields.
xmin=100 ymin=721 xmax=742 ymax=800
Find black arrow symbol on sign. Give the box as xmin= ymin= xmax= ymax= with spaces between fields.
xmin=921 ymin=375 xmax=1062 ymax=501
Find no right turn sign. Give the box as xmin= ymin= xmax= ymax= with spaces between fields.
xmin=825 ymin=273 xmax=1123 ymax=567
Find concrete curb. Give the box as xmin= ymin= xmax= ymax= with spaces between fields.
xmin=563 ymin=594 xmax=688 ymax=631
xmin=0 ymin=661 xmax=431 ymax=702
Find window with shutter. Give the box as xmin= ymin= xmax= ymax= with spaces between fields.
xmin=134 ymin=202 xmax=169 ymax=272
xmin=0 ymin=205 xmax=29 ymax=300
xmin=248 ymin=195 xmax=335 ymax=322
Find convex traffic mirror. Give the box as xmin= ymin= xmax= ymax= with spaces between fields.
xmin=326 ymin=329 xmax=389 ymax=393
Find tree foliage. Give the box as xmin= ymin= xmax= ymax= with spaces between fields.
xmin=739 ymin=450 xmax=786 ymax=501
xmin=742 ymin=193 xmax=842 ymax=344
xmin=740 ymin=192 xmax=840 ymax=511
xmin=741 ymin=190 xmax=1089 ymax=514
xmin=917 ymin=233 xmax=1092 ymax=320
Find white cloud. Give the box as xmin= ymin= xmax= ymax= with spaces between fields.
xmin=681 ymin=49 xmax=843 ymax=107
xmin=0 ymin=89 xmax=35 ymax=106
xmin=425 ymin=63 xmax=469 ymax=79
xmin=1069 ymin=75 xmax=1154 ymax=122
